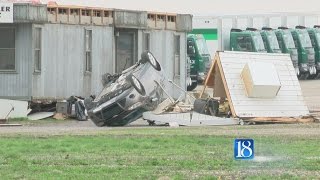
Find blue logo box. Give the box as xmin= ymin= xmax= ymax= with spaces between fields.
xmin=234 ymin=139 xmax=254 ymax=160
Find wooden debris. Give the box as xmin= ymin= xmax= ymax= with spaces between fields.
xmin=0 ymin=124 xmax=22 ymax=127
xmin=53 ymin=113 xmax=67 ymax=120
xmin=244 ymin=117 xmax=315 ymax=123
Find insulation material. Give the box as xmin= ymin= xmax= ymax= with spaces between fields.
xmin=143 ymin=111 xmax=239 ymax=126
xmin=28 ymin=112 xmax=54 ymax=121
xmin=204 ymin=51 xmax=309 ymax=118
xmin=0 ymin=99 xmax=29 ymax=119
xmin=241 ymin=62 xmax=281 ymax=98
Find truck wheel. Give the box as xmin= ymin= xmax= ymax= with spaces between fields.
xmin=129 ymin=74 xmax=146 ymax=96
xmin=141 ymin=51 xmax=161 ymax=71
xmin=193 ymin=99 xmax=207 ymax=114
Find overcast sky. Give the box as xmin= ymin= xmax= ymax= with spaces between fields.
xmin=39 ymin=0 xmax=320 ymax=14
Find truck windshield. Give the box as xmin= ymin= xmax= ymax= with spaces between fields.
xmin=253 ymin=34 xmax=266 ymax=52
xmin=299 ymin=31 xmax=312 ymax=48
xmin=267 ymin=33 xmax=280 ymax=50
xmin=196 ymin=38 xmax=210 ymax=55
xmin=283 ymin=31 xmax=296 ymax=49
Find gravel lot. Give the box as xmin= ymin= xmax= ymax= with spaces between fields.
xmin=0 ymin=118 xmax=319 ymax=137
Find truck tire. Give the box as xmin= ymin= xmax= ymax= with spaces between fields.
xmin=187 ymin=81 xmax=198 ymax=91
xmin=128 ymin=74 xmax=146 ymax=96
xmin=140 ymin=51 xmax=161 ymax=71
xmin=194 ymin=98 xmax=219 ymax=116
xmin=193 ymin=99 xmax=207 ymax=114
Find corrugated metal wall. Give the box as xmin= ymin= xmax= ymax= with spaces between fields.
xmin=0 ymin=5 xmax=191 ymax=100
xmin=146 ymin=30 xmax=187 ymax=98
xmin=0 ymin=24 xmax=32 ymax=100
xmin=32 ymin=24 xmax=114 ymax=99
xmin=31 ymin=24 xmax=187 ymax=100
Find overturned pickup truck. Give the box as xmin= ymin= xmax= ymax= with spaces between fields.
xmin=84 ymin=51 xmax=165 ymax=126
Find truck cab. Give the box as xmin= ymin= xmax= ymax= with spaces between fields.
xmin=260 ymin=27 xmax=282 ymax=53
xmin=230 ymin=28 xmax=267 ymax=53
xmin=290 ymin=26 xmax=316 ymax=79
xmin=307 ymin=26 xmax=320 ymax=78
xmin=187 ymin=34 xmax=211 ymax=90
xmin=274 ymin=27 xmax=299 ymax=76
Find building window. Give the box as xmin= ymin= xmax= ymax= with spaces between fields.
xmin=174 ymin=35 xmax=180 ymax=76
xmin=173 ymin=35 xmax=180 ymax=76
xmin=34 ymin=27 xmax=42 ymax=72
xmin=85 ymin=29 xmax=92 ymax=72
xmin=143 ymin=33 xmax=150 ymax=51
xmin=0 ymin=28 xmax=15 ymax=71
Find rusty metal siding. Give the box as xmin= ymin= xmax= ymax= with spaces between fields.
xmin=13 ymin=4 xmax=48 ymax=23
xmin=32 ymin=24 xmax=114 ymax=99
xmin=0 ymin=24 xmax=32 ymax=100
xmin=114 ymin=10 xmax=147 ymax=29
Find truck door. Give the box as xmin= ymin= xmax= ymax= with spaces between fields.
xmin=187 ymin=39 xmax=197 ymax=72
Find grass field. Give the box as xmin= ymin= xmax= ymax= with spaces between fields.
xmin=0 ymin=125 xmax=319 ymax=179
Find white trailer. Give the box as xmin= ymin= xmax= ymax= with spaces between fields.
xmin=193 ymin=13 xmax=320 ymax=57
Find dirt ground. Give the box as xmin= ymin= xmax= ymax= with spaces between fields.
xmin=0 ymin=118 xmax=319 ymax=137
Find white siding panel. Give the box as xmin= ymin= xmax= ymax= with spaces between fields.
xmin=218 ymin=51 xmax=309 ymax=117
xmin=236 ymin=18 xmax=249 ymax=30
xmin=304 ymin=16 xmax=318 ymax=27
xmin=269 ymin=16 xmax=282 ymax=29
xmin=252 ymin=17 xmax=265 ymax=29
xmin=220 ymin=18 xmax=233 ymax=51
xmin=286 ymin=16 xmax=299 ymax=28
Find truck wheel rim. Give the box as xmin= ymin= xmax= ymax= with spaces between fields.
xmin=148 ymin=53 xmax=157 ymax=66
xmin=132 ymin=76 xmax=142 ymax=91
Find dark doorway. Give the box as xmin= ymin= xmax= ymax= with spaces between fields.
xmin=115 ymin=29 xmax=137 ymax=73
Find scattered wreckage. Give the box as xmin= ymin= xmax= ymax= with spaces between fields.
xmin=143 ymin=98 xmax=240 ymax=126
xmin=84 ymin=51 xmax=165 ymax=127
xmin=0 ymin=51 xmax=315 ymax=127
xmin=83 ymin=51 xmax=241 ymax=127
xmin=83 ymin=51 xmax=315 ymax=127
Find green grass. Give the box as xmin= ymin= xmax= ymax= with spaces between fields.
xmin=0 ymin=128 xmax=319 ymax=179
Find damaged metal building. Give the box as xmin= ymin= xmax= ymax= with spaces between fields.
xmin=0 ymin=3 xmax=192 ymax=101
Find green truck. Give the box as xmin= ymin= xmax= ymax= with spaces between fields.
xmin=230 ymin=27 xmax=302 ymax=77
xmin=290 ymin=26 xmax=316 ymax=79
xmin=260 ymin=27 xmax=282 ymax=53
xmin=230 ymin=28 xmax=267 ymax=53
xmin=274 ymin=27 xmax=299 ymax=76
xmin=187 ymin=34 xmax=211 ymax=91
xmin=307 ymin=26 xmax=320 ymax=78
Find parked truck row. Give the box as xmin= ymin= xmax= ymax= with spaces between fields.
xmin=229 ymin=25 xmax=320 ymax=79
xmin=192 ymin=13 xmax=320 ymax=80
